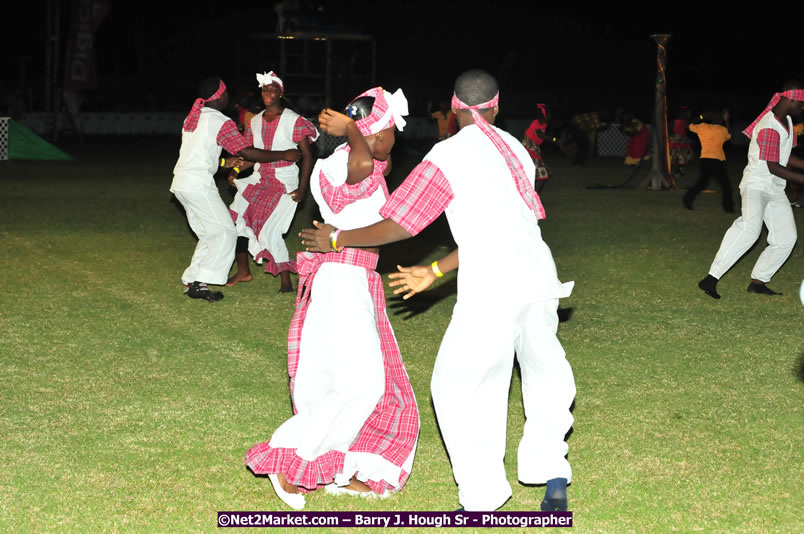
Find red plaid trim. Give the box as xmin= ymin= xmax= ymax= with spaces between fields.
xmin=217 ymin=119 xmax=249 ymax=155
xmin=319 ymin=146 xmax=390 ymax=213
xmin=254 ymin=251 xmax=297 ymax=276
xmin=451 ymin=92 xmax=546 ymax=220
xmin=756 ymin=128 xmax=781 ymax=163
xmin=246 ymin=248 xmax=419 ymax=494
xmin=379 ymin=160 xmax=453 ymax=236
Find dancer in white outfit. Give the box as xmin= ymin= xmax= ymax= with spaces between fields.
xmin=246 ymin=87 xmax=419 ymax=510
xmin=698 ymin=84 xmax=804 ymax=299
xmin=171 ymin=76 xmax=302 ymax=301
xmin=227 ymin=71 xmax=319 ymax=292
xmin=301 ymin=70 xmax=576 ymax=511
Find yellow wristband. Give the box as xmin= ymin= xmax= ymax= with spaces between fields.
xmin=221 ymin=157 xmax=225 ymax=167
xmin=233 ymin=167 xmax=241 ymax=174
xmin=431 ymin=261 xmax=444 ymax=278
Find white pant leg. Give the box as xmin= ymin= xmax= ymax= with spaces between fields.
xmin=752 ymin=192 xmax=797 ymax=282
xmin=515 ymin=299 xmax=575 ymax=484
xmin=173 ymin=189 xmax=237 ymax=285
xmin=709 ymin=187 xmax=768 ymax=279
xmin=431 ymin=301 xmax=515 ymax=511
xmin=269 ymin=264 xmax=385 ymax=460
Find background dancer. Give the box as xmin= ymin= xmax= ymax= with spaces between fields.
xmin=698 ymin=83 xmax=804 ymax=299
xmin=226 ymin=71 xmax=318 ymax=292
xmin=171 ymin=76 xmax=303 ymax=302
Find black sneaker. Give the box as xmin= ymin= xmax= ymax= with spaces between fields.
xmin=185 ymin=282 xmax=224 ymax=302
xmin=698 ymin=276 xmax=721 ymax=299
xmin=747 ymin=282 xmax=782 ymax=296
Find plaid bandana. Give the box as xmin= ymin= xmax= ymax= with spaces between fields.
xmin=451 ymin=91 xmax=546 ymax=220
xmin=183 ymin=79 xmax=226 ymax=132
xmin=743 ymin=89 xmax=804 ymax=139
xmin=349 ymin=87 xmax=408 ymax=136
xmin=256 ymin=71 xmax=284 ymax=91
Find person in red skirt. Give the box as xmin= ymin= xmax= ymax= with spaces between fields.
xmin=522 ymin=103 xmax=552 ymax=193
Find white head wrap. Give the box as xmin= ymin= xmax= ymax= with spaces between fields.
xmin=255 ymin=71 xmax=284 ymax=91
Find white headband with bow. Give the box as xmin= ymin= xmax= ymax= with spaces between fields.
xmin=256 ymin=71 xmax=284 ymax=91
xmin=371 ymin=88 xmax=409 ymax=134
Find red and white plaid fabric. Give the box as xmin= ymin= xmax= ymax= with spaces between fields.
xmin=451 ymin=92 xmax=546 ymax=220
xmin=183 ymin=79 xmax=226 ymax=132
xmin=217 ymin=119 xmax=250 ymax=155
xmin=756 ymin=128 xmax=781 ymax=163
xmin=244 ymin=116 xmax=317 ymax=172
xmin=318 ymin=145 xmax=390 ymax=213
xmin=229 ymin=114 xmax=316 ymax=274
xmin=379 ymin=160 xmax=454 ymax=236
xmin=349 ymin=87 xmax=408 ymax=135
xmin=743 ymin=89 xmax=804 ymax=142
xmin=246 ymin=248 xmax=419 ymax=494
xmin=229 ymin=177 xmax=297 ymax=275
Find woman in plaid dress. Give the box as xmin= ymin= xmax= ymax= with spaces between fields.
xmin=245 ymin=88 xmax=419 ymax=510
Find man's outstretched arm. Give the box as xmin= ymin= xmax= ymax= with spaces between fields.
xmin=299 ymin=218 xmax=412 ymax=252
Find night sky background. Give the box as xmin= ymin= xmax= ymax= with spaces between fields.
xmin=3 ymin=1 xmax=802 ymax=126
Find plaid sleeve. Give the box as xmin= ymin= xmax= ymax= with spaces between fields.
xmin=756 ymin=128 xmax=780 ymax=163
xmin=217 ymin=119 xmax=250 ymax=155
xmin=292 ymin=116 xmax=319 ymax=144
xmin=379 ymin=160 xmax=453 ymax=236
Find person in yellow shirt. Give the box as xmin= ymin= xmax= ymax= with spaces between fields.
xmin=683 ymin=110 xmax=734 ymax=212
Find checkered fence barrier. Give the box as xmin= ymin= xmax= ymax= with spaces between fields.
xmin=596 ymin=123 xmax=631 ymax=157
xmin=0 ymin=117 xmax=9 ymax=160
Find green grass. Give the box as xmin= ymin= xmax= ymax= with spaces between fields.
xmin=1 ymin=138 xmax=802 ymax=533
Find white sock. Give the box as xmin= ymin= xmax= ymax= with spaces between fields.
xmin=269 ymin=474 xmax=306 ymax=510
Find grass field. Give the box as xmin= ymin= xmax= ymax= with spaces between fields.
xmin=1 ymin=136 xmax=802 ymax=533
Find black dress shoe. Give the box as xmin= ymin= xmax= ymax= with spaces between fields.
xmin=747 ymin=282 xmax=782 ymax=296
xmin=185 ymin=282 xmax=224 ymax=301
xmin=540 ymin=496 xmax=568 ymax=511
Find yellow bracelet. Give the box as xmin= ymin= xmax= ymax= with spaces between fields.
xmin=330 ymin=229 xmax=343 ymax=252
xmin=233 ymin=167 xmax=241 ymax=174
xmin=431 ymin=261 xmax=444 ymax=278
xmin=221 ymin=157 xmax=226 ymax=167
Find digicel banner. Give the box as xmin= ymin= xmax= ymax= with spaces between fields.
xmin=63 ymin=0 xmax=110 ymax=91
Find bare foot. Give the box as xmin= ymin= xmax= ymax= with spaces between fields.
xmin=276 ymin=473 xmax=300 ymax=494
xmin=346 ymin=477 xmax=373 ymax=493
xmin=278 ymin=284 xmax=294 ymax=293
xmin=226 ymin=271 xmax=253 ymax=287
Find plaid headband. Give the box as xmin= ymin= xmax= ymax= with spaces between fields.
xmin=743 ymin=89 xmax=804 ymax=139
xmin=256 ymin=71 xmax=284 ymax=91
xmin=183 ymin=79 xmax=226 ymax=132
xmin=451 ymin=92 xmax=545 ymax=220
xmin=350 ymin=87 xmax=408 ymax=136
